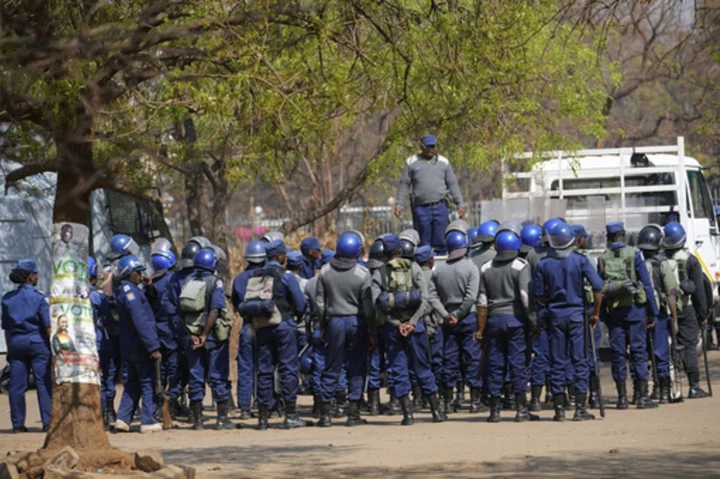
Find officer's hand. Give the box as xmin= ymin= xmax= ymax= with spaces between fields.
xmin=191 ymin=335 xmax=200 ymax=349
xmin=368 ymin=335 xmax=377 ymax=351
xmin=197 ymin=333 xmax=207 ymax=349
xmin=150 ymin=350 xmax=161 ymax=360
xmin=474 ymin=330 xmax=483 ymax=342
xmin=446 ymin=315 xmax=458 ymax=326
xmin=142 ymin=276 xmax=152 ymax=287
xmin=400 ymin=323 xmax=415 ymax=337
xmin=457 ymin=207 xmax=466 ymax=219
xmin=589 ymin=314 xmax=599 ymax=326
xmin=394 ymin=208 xmax=403 ymax=218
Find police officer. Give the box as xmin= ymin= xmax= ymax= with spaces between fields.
xmin=88 ymin=257 xmax=114 ymax=428
xmin=2 ymin=259 xmax=52 ymax=433
xmin=415 ymin=245 xmax=444 ymax=402
xmin=113 ymin=255 xmax=163 ymax=433
xmin=300 ymin=237 xmax=323 ymax=279
xmin=238 ymin=240 xmax=308 ymax=430
xmin=231 ymin=240 xmax=266 ymax=419
xmin=476 ymin=229 xmax=537 ymax=422
xmin=365 ymin=237 xmax=389 ymax=416
xmin=287 ymin=251 xmax=310 ymax=374
xmin=598 ymin=221 xmax=659 ymax=409
xmin=534 ymin=222 xmax=604 ymax=421
xmin=316 ymin=233 xmax=374 ymax=427
xmin=469 ymin=221 xmax=498 ymax=267
xmin=372 ymin=235 xmax=446 ymax=425
xmin=429 ymin=230 xmax=481 ymax=413
xmin=661 ymin=222 xmax=710 ymax=399
xmin=527 ymin=218 xmax=561 ymax=411
xmin=182 ymin=248 xmax=235 ymax=430
xmin=637 ymin=224 xmax=674 ymax=403
xmin=394 ymin=134 xmax=466 ymax=254
xmin=520 ymin=224 xmax=543 ymax=260
xmin=144 ymin=245 xmax=179 ymax=418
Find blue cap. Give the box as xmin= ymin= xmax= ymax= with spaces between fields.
xmin=14 ymin=259 xmax=38 ymax=273
xmin=572 ymin=224 xmax=589 ymax=238
xmin=300 ymin=237 xmax=323 ymax=253
xmin=415 ymin=245 xmax=434 ymax=264
xmin=606 ymin=221 xmax=625 ymax=235
xmin=266 ymin=240 xmax=290 ymax=258
xmin=420 ymin=134 xmax=436 ymax=146
xmin=286 ymin=250 xmax=304 ymax=266
xmin=320 ymin=250 xmax=335 ymax=265
xmin=381 ymin=234 xmax=401 ymax=252
xmin=714 ymin=205 xmax=720 ymax=216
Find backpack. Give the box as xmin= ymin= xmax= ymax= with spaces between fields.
xmin=179 ymin=274 xmax=231 ymax=340
xmin=665 ymin=249 xmax=691 ymax=311
xmin=243 ymin=267 xmax=291 ymax=331
xmin=377 ymin=258 xmax=421 ymax=321
xmin=645 ymin=256 xmax=666 ymax=313
xmin=599 ymin=246 xmax=647 ymax=309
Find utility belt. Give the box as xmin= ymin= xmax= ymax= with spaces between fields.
xmin=416 ymin=199 xmax=445 ymax=207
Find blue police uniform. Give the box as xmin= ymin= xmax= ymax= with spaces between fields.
xmin=533 ymin=251 xmax=604 ymax=398
xmin=146 ymin=271 xmax=180 ymax=405
xmin=598 ymin=244 xmax=659 ymax=385
xmin=231 ymin=263 xmax=263 ymax=413
xmin=300 ymin=256 xmax=319 ymax=280
xmin=115 ymin=280 xmax=161 ymax=426
xmin=2 ymin=281 xmax=52 ymax=429
xmin=527 ymin=247 xmax=551 ymax=395
xmin=90 ymin=288 xmax=113 ymax=406
xmin=162 ymin=267 xmax=195 ymax=398
xmin=101 ymin=295 xmax=123 ymax=411
xmin=185 ymin=271 xmax=230 ymax=404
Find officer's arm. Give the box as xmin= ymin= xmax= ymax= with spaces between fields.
xmin=583 ymin=257 xmax=605 ymax=318
xmin=161 ymin=280 xmax=178 ymax=317
xmin=445 ymin=162 xmax=465 ymax=207
xmin=230 ymin=276 xmax=242 ymax=313
xmin=315 ymin=275 xmax=327 ymax=328
xmin=532 ymin=264 xmax=547 ymax=305
xmin=38 ymin=293 xmax=51 ymax=336
xmin=370 ymin=269 xmax=384 ymax=305
xmin=285 ymin=274 xmax=307 ymax=315
xmin=396 ymin=162 xmax=412 ymax=211
xmin=129 ymin=295 xmax=160 ymax=354
xmin=518 ymin=265 xmax=536 ymax=327
xmin=361 ymin=273 xmax=377 ymax=336
xmin=456 ymin=264 xmax=480 ymax=319
xmin=409 ymin=263 xmax=429 ymax=326
xmin=689 ymin=257 xmax=708 ymax=320
xmin=428 ymin=273 xmax=449 ymax=319
xmin=635 ymin=252 xmax=659 ymax=317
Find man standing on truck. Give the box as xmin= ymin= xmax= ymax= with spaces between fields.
xmin=394 ymin=135 xmax=465 ymax=255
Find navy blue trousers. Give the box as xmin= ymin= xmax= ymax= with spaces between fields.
xmin=187 ymin=335 xmax=230 ymax=403
xmin=320 ymin=316 xmax=368 ymax=403
xmin=485 ymin=314 xmax=527 ymax=397
xmin=256 ymin=319 xmax=299 ymax=406
xmin=442 ymin=313 xmax=482 ymax=389
xmin=117 ymin=358 xmax=157 ymax=425
xmin=384 ymin=321 xmax=438 ymax=398
xmin=412 ymin=201 xmax=450 ymax=254
xmin=548 ymin=315 xmax=589 ymax=395
xmin=236 ymin=323 xmax=255 ymax=411
xmin=606 ymin=305 xmax=649 ymax=382
xmin=7 ymin=339 xmax=52 ymax=428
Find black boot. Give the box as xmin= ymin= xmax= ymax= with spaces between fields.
xmin=346 ymin=401 xmax=367 ymax=426
xmin=637 ymin=381 xmax=659 ymax=409
xmin=631 ymin=380 xmax=640 ymax=406
xmin=256 ymin=405 xmax=269 ymax=431
xmin=367 ymin=389 xmax=381 ymax=416
xmin=215 ymin=400 xmax=235 ymax=430
xmin=400 ymin=397 xmax=415 ymax=426
xmin=588 ymin=376 xmax=600 ymax=409
xmin=529 ymin=385 xmax=543 ymax=412
xmin=190 ymin=401 xmax=204 ymax=430
xmin=469 ymin=387 xmax=487 ymax=413
xmin=515 ymin=394 xmax=539 ymax=422
xmin=312 ymin=395 xmax=321 ymax=418
xmin=688 ymin=373 xmax=710 ymax=399
xmin=412 ymin=385 xmax=424 ymax=411
xmin=565 ymin=385 xmax=576 ymax=410
xmin=284 ymin=401 xmax=311 ymax=429
xmin=102 ymin=404 xmax=109 ymax=430
xmin=650 ymin=381 xmax=660 ymax=400
xmin=502 ymin=383 xmax=514 ymax=410
xmin=318 ymin=402 xmax=333 ymax=427
xmin=573 ymin=393 xmax=595 ymax=421
xmin=443 ymin=388 xmax=455 ymax=414
xmin=487 ymin=397 xmax=501 ymax=423
xmin=659 ymin=378 xmax=670 ymax=404
xmin=334 ymin=391 xmax=348 ymax=418
xmin=106 ymin=400 xmax=117 ymax=424
xmin=481 ymin=388 xmax=491 ymax=407
xmin=428 ymin=393 xmax=447 ymax=423
xmin=616 ymin=382 xmax=629 ymax=410
xmin=544 ymin=381 xmax=553 ymax=405
xmin=553 ymin=393 xmax=566 ymax=422
xmin=239 ymin=409 xmax=253 ymax=420
xmin=452 ymin=382 xmax=464 ymax=411
xmin=387 ymin=393 xmax=402 ymax=416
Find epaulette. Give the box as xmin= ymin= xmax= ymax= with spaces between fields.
xmin=511 ymin=257 xmax=529 ymax=271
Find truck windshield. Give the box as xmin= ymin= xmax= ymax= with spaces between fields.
xmin=687 ymin=170 xmax=714 ymax=223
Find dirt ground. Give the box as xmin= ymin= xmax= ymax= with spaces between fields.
xmin=1 ymin=354 xmax=720 ymax=478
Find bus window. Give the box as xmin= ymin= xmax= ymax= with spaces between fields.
xmin=104 ymin=190 xmax=151 ymax=245
xmin=687 ymin=170 xmax=714 ymax=222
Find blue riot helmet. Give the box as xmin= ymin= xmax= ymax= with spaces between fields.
xmin=110 ymin=234 xmax=139 ymax=258
xmin=336 ymin=233 xmax=362 ymax=259
xmin=245 ymin=240 xmax=267 ymax=264
xmin=548 ymin=222 xmax=575 ymax=250
xmin=367 ymin=237 xmax=387 ymax=270
xmin=495 ymin=231 xmax=522 ymax=252
xmin=445 ymin=230 xmax=468 ymax=251
xmin=88 ymin=256 xmax=98 ymax=278
xmin=496 ymin=219 xmax=523 ymax=238
xmin=445 ymin=220 xmax=469 ymax=237
xmin=262 ymin=231 xmax=285 ymax=243
xmin=152 ymin=250 xmax=176 ymax=271
xmin=542 ymin=218 xmax=563 ymax=242
xmin=637 ymin=224 xmax=663 ymax=252
xmin=117 ymin=255 xmax=145 ymax=279
xmin=467 ymin=227 xmax=480 ymax=246
xmin=520 ymin=224 xmax=543 ymax=249
xmin=399 ymin=229 xmax=420 ymax=248
xmin=715 ymin=205 xmax=720 ymax=217
xmin=194 ymin=248 xmax=218 ymax=272
xmin=299 ymin=347 xmax=313 ymax=375
xmin=476 ymin=221 xmax=499 ymax=243
xmin=179 ymin=236 xmax=210 ymax=269
xmin=662 ymin=222 xmax=686 ymax=250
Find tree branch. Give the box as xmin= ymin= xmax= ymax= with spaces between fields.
xmin=4 ymin=161 xmax=61 ymax=194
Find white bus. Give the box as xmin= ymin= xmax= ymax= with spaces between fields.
xmin=499 ymin=137 xmax=720 ymax=293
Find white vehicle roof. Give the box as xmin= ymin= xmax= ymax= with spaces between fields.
xmin=528 ymin=153 xmax=701 ymax=172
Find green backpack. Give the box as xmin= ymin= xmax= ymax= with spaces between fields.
xmin=599 ymin=246 xmax=646 ymax=309
xmin=179 ymin=274 xmax=231 ymax=340
xmin=665 ymin=249 xmax=691 ymax=311
xmin=385 ymin=258 xmax=414 ymax=321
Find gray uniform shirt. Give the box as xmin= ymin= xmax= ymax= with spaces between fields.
xmin=526 ymin=246 xmax=550 ymax=318
xmin=396 ymin=154 xmax=464 ymax=210
xmin=316 ymin=262 xmax=374 ymax=334
xmin=371 ymin=262 xmax=429 ymax=327
xmin=429 ymin=257 xmax=480 ymax=320
xmin=470 ymin=245 xmax=496 ymax=272
xmin=478 ymin=257 xmax=534 ymax=325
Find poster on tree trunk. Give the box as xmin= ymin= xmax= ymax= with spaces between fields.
xmin=49 ymin=222 xmax=101 ymax=385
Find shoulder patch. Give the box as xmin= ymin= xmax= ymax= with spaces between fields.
xmin=216 ymin=279 xmax=223 ymax=288
xmin=511 ymin=258 xmax=528 ymax=271
xmin=126 ymin=292 xmax=136 ymax=302
xmin=406 ymin=155 xmax=418 ymax=166
xmin=123 ymin=284 xmax=131 ymax=292
xmin=437 ymin=155 xmax=449 ymax=165
xmin=45 ymin=297 xmax=50 ymax=304
xmin=480 ymin=261 xmax=493 ymax=273
xmin=353 ymin=265 xmax=369 ymax=279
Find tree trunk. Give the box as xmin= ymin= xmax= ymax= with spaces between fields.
xmin=44 ymin=141 xmax=111 ymax=451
